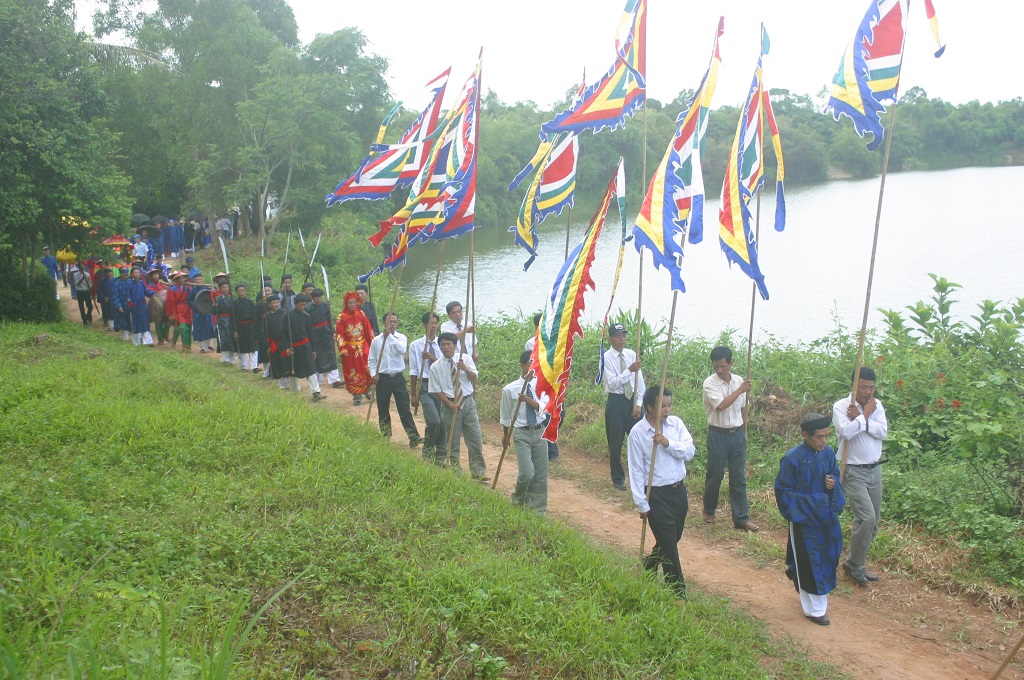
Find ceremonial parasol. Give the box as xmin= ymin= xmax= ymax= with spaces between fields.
xmin=102 ymin=235 xmax=132 ymax=246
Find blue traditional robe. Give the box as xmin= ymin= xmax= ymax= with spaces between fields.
xmin=188 ymin=287 xmax=216 ymax=341
xmin=124 ymin=278 xmax=152 ymax=333
xmin=774 ymin=443 xmax=845 ymax=596
xmin=112 ymin=277 xmax=131 ymax=331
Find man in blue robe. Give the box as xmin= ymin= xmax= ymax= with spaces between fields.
xmin=112 ymin=266 xmax=132 ymax=340
xmin=123 ymin=267 xmax=153 ymax=346
xmin=188 ymin=273 xmax=216 ymax=352
xmin=774 ymin=413 xmax=845 ymax=626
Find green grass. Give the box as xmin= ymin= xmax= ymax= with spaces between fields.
xmin=0 ymin=321 xmax=840 ymax=678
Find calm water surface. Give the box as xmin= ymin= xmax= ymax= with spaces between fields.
xmin=403 ymin=166 xmax=1024 ymax=343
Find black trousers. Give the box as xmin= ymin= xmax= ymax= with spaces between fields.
xmin=605 ymin=393 xmax=639 ymax=485
xmin=376 ymin=373 xmax=419 ymax=440
xmin=643 ymin=482 xmax=689 ymax=595
xmin=77 ymin=294 xmax=93 ymax=324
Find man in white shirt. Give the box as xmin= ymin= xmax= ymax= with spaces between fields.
xmin=702 ymin=346 xmax=758 ymax=532
xmin=627 ymin=385 xmax=695 ymax=598
xmin=132 ymin=235 xmax=150 ymax=261
xmin=601 ymin=323 xmax=645 ymax=491
xmin=410 ymin=312 xmax=445 ymax=463
xmin=368 ymin=312 xmax=422 ymax=448
xmin=441 ymin=300 xmax=477 ymax=360
xmin=833 ymin=366 xmax=888 ymax=585
xmin=429 ymin=332 xmax=486 ymax=479
xmin=499 ymin=351 xmax=550 ymax=513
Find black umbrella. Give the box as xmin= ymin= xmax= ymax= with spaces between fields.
xmin=136 ymin=225 xmax=160 ymax=239
xmin=151 ymin=215 xmax=170 ymax=224
xmin=131 ymin=213 xmax=151 ymax=224
xmin=189 ymin=211 xmax=204 ymax=221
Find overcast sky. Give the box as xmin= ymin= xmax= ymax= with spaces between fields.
xmin=284 ymin=0 xmax=1016 ymax=112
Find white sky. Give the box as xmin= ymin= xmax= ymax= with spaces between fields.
xmin=288 ymin=0 xmax=1018 ymax=111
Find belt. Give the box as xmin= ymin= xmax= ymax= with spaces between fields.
xmin=516 ymin=423 xmax=545 ymax=431
xmin=655 ymin=479 xmax=686 ymax=489
xmin=238 ymin=319 xmax=254 ymax=325
xmin=292 ymin=337 xmax=310 ymax=348
xmin=847 ymin=459 xmax=887 ymax=469
xmin=313 ymin=321 xmax=329 ymax=328
xmin=378 ymin=371 xmax=404 ymax=378
xmin=709 ymin=425 xmax=742 ymax=435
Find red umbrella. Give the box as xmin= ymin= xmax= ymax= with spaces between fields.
xmin=102 ymin=235 xmax=132 ymax=246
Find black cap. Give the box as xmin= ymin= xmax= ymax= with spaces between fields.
xmin=293 ymin=293 xmax=310 ymax=304
xmin=311 ymin=288 xmax=325 ymax=297
xmin=266 ymin=294 xmax=281 ymax=302
xmin=609 ymin=323 xmax=627 ymax=337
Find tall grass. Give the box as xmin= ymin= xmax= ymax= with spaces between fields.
xmin=0 ymin=322 xmax=836 ymax=678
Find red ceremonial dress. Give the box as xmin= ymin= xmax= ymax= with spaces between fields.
xmin=336 ymin=294 xmax=374 ymax=396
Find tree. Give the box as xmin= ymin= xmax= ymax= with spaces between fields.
xmin=0 ymin=0 xmax=131 ymax=283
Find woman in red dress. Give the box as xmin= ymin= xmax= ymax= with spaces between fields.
xmin=336 ymin=292 xmax=374 ymax=405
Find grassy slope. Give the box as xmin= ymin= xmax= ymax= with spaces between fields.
xmin=0 ymin=322 xmax=836 ymax=678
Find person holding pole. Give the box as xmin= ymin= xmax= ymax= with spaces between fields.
xmin=409 ymin=312 xmax=445 ymax=463
xmin=602 ymin=322 xmax=645 ymax=491
xmin=774 ymin=413 xmax=846 ymax=626
xmin=368 ymin=312 xmax=422 ymax=447
xmin=702 ymin=346 xmax=758 ymax=532
xmin=429 ymin=332 xmax=486 ymax=479
xmin=627 ymin=385 xmax=694 ymax=598
xmin=441 ymin=300 xmax=477 ymax=361
xmin=499 ymin=351 xmax=550 ymax=513
xmin=833 ymin=366 xmax=888 ymax=586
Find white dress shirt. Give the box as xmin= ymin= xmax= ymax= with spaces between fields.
xmin=133 ymin=242 xmax=150 ymax=258
xmin=368 ymin=331 xmax=408 ymax=377
xmin=703 ymin=373 xmax=747 ymax=428
xmin=440 ymin=318 xmax=477 ymax=353
xmin=602 ymin=347 xmax=645 ymax=396
xmin=499 ymin=376 xmax=550 ymax=428
xmin=833 ymin=396 xmax=888 ymax=465
xmin=428 ymin=351 xmax=477 ymax=399
xmin=408 ymin=335 xmax=441 ymax=380
xmin=627 ymin=415 xmax=696 ymax=513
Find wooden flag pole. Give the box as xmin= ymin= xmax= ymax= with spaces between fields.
xmin=989 ymin=631 xmax=1024 ymax=679
xmin=745 ymin=193 xmax=762 ymax=381
xmin=840 ymin=102 xmax=899 ymax=483
xmin=640 ymin=287 xmax=681 ymax=559
xmin=492 ymin=370 xmax=535 ymax=489
xmin=428 ymin=240 xmax=446 ymax=316
xmin=365 ymin=262 xmax=405 ymax=424
xmin=631 ymin=103 xmax=651 ymax=410
xmin=444 ymin=236 xmax=476 ymax=467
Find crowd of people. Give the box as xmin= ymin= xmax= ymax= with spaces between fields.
xmin=51 ymin=246 xmax=889 ymax=625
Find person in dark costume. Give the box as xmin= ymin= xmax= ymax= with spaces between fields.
xmin=256 ymin=284 xmax=274 ymax=378
xmin=212 ymin=278 xmax=236 ymax=366
xmin=774 ymin=412 xmax=846 ymax=626
xmin=307 ymin=289 xmax=341 ymax=387
xmin=231 ymin=283 xmax=259 ymax=372
xmin=275 ymin=293 xmax=323 ymax=402
xmin=112 ymin=266 xmax=131 ymax=340
xmin=188 ymin=274 xmax=216 ymax=352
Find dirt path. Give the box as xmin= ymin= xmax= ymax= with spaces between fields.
xmin=62 ymin=289 xmax=1022 ymax=679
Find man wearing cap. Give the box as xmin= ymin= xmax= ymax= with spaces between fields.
xmin=499 ymin=350 xmax=550 ymax=513
xmin=833 ymin=366 xmax=888 ymax=586
xmin=775 ymin=413 xmax=846 ymax=626
xmin=702 ymin=346 xmax=758 ymax=532
xmin=146 ymin=267 xmax=170 ymax=344
xmin=212 ymin=277 xmax=236 ymax=366
xmin=279 ymin=274 xmax=297 ymax=312
xmin=627 ymin=385 xmax=695 ymax=598
xmin=112 ymin=266 xmax=131 ymax=340
xmin=601 ymin=322 xmax=645 ymax=491
xmin=410 ymin=312 xmax=444 ymax=463
xmin=188 ymin=273 xmax=216 ymax=352
xmin=256 ymin=284 xmax=275 ymax=377
xmin=279 ymin=293 xmax=323 ymax=401
xmin=264 ymin=294 xmax=289 ymax=387
xmin=41 ymin=247 xmax=60 ymax=299
xmin=368 ymin=312 xmax=422 ymax=446
xmin=166 ymin=271 xmax=192 ymax=351
xmin=123 ymin=267 xmax=153 ymax=346
xmin=257 ymin=276 xmax=275 ymax=301
xmin=429 ymin=332 xmax=485 ymax=477
xmin=355 ymin=283 xmax=378 ymax=334
xmin=184 ymin=257 xmax=200 ymax=281
xmin=231 ymin=284 xmax=259 ymax=371
xmin=307 ymin=289 xmax=341 ymax=387
xmin=72 ymin=259 xmax=94 ymax=325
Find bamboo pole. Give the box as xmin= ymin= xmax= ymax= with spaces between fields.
xmin=365 ymin=263 xmax=405 ymax=424
xmin=989 ymin=631 xmax=1024 ymax=680
xmin=492 ymin=370 xmax=535 ymax=489
xmin=839 ymin=103 xmax=899 ymax=483
xmin=632 ymin=103 xmax=650 ymax=411
xmin=745 ymin=194 xmax=762 ymax=381
xmin=416 ymin=241 xmax=447 ymax=418
xmin=640 ymin=288 xmax=681 ymax=559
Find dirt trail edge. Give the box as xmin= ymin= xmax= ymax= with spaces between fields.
xmin=62 ymin=293 xmax=1021 ymax=679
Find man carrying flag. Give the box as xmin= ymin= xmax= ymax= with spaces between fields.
xmin=602 ymin=323 xmax=645 ymax=491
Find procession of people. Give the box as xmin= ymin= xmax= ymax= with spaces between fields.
xmin=52 ymin=243 xmax=890 ymax=627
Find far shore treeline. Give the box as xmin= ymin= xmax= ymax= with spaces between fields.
xmin=2 ymin=0 xmax=1023 ymax=292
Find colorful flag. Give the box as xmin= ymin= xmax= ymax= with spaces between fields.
xmin=923 ymin=0 xmax=945 ymax=57
xmin=325 ymin=69 xmax=449 ymax=206
xmin=595 ymin=157 xmax=628 ymax=385
xmin=541 ymin=0 xmax=645 ymax=135
xmin=718 ymin=26 xmax=781 ymax=301
xmin=358 ymin=225 xmax=410 ymax=283
xmin=632 ymin=17 xmax=723 ymax=292
xmin=826 ymin=0 xmax=944 ymax=151
xmin=533 ymin=165 xmax=617 ymax=442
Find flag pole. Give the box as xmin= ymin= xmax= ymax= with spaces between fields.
xmin=492 ymin=370 xmax=535 ymax=489
xmin=365 ymin=262 xmax=405 ymax=424
xmin=640 ymin=285 xmax=680 ymax=560
xmin=563 ymin=205 xmax=574 ymax=260
xmin=632 ymin=104 xmax=650 ymax=410
xmin=416 ymin=240 xmax=447 ymax=418
xmin=745 ymin=194 xmax=762 ymax=380
xmin=839 ymin=101 xmax=899 ymax=483
xmin=989 ymin=630 xmax=1024 ymax=679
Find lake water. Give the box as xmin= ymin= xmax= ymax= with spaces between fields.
xmin=403 ymin=166 xmax=1024 ymax=343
